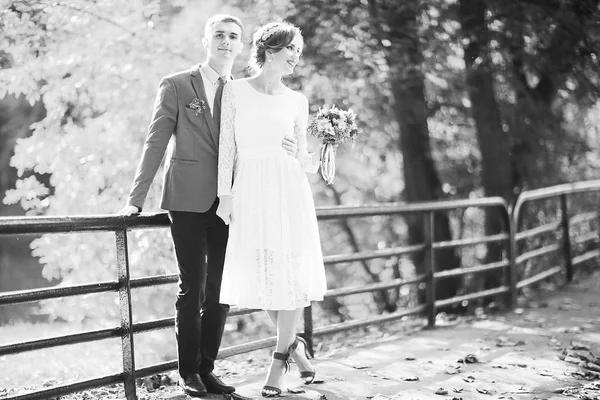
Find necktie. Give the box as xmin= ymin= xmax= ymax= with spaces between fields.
xmin=213 ymin=76 xmax=227 ymax=131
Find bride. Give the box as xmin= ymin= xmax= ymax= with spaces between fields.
xmin=216 ymin=21 xmax=327 ymax=397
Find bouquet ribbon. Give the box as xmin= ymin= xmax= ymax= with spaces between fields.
xmin=320 ymin=142 xmax=336 ymax=185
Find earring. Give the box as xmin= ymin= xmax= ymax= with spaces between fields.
xmin=268 ymin=58 xmax=272 ymax=62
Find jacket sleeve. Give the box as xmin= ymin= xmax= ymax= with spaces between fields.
xmin=218 ymin=83 xmax=236 ymax=196
xmin=295 ymin=94 xmax=319 ymax=174
xmin=127 ymin=77 xmax=178 ymax=210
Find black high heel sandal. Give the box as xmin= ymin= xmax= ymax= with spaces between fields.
xmin=261 ymin=351 xmax=289 ymax=398
xmin=290 ymin=336 xmax=316 ymax=384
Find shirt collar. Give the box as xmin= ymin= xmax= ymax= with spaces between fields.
xmin=200 ymin=64 xmax=230 ymax=85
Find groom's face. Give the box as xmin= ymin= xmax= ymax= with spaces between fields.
xmin=203 ymin=22 xmax=243 ymax=63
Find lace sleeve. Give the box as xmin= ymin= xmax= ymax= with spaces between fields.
xmin=295 ymin=94 xmax=319 ymax=174
xmin=218 ymin=83 xmax=236 ymax=196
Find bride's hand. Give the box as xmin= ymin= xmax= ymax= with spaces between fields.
xmin=216 ymin=196 xmax=233 ymax=225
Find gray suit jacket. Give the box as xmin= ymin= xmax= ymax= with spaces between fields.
xmin=127 ymin=65 xmax=221 ymax=213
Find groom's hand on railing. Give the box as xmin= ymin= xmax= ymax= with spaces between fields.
xmin=118 ymin=205 xmax=141 ymax=216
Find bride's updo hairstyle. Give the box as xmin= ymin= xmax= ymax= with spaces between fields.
xmin=247 ymin=21 xmax=302 ymax=73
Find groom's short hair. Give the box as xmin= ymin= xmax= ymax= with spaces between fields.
xmin=204 ymin=14 xmax=244 ymax=38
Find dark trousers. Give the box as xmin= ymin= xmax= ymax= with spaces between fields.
xmin=169 ymin=198 xmax=229 ymax=378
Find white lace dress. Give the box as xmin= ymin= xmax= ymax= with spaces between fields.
xmin=217 ymin=79 xmax=327 ymax=310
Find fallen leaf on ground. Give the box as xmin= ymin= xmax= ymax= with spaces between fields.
xmin=445 ymin=365 xmax=461 ymax=375
xmin=549 ymin=337 xmax=561 ymax=347
xmin=402 ymin=376 xmax=420 ymax=381
xmin=457 ymin=354 xmax=478 ymax=364
xmin=570 ymin=341 xmax=590 ymax=351
xmin=434 ymin=388 xmax=448 ymax=395
xmin=496 ymin=337 xmax=526 ymax=347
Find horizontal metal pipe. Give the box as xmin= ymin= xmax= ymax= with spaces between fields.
xmin=433 ymin=233 xmax=509 ymax=250
xmin=316 ymin=198 xmax=508 ymax=221
xmin=569 ymin=211 xmax=599 ymax=225
xmin=515 ymin=221 xmax=561 ymax=241
xmin=434 ymin=260 xmax=508 ymax=279
xmin=0 ymin=327 xmax=121 ymax=356
xmin=311 ymin=306 xmax=427 ymax=337
xmin=0 ymin=213 xmax=170 ymax=235
xmin=516 ymin=243 xmax=560 ymax=265
xmin=435 ymin=286 xmax=509 ymax=308
xmin=572 ymin=249 xmax=600 ymax=265
xmin=323 ymin=244 xmax=425 ymax=265
xmin=129 ymin=274 xmax=178 ymax=289
xmin=324 ymin=274 xmax=426 ymax=298
xmin=516 ymin=266 xmax=562 ymax=289
xmin=135 ymin=361 xmax=178 ymax=378
xmin=512 ymin=180 xmax=600 ymax=220
xmin=572 ymin=232 xmax=598 ymax=246
xmin=132 ymin=318 xmax=173 ymax=334
xmin=0 ymin=197 xmax=508 ymax=235
xmin=0 ymin=281 xmax=119 ymax=306
xmin=2 ymin=374 xmax=123 ymax=400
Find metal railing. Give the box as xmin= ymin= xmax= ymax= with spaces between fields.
xmin=1 ymin=180 xmax=600 ymax=399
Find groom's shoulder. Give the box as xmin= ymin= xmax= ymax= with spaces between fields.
xmin=160 ymin=67 xmax=196 ymax=83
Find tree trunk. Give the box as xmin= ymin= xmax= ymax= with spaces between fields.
xmin=379 ymin=0 xmax=462 ymax=304
xmin=460 ymin=0 xmax=514 ymax=292
xmin=508 ymin=0 xmax=600 ymax=189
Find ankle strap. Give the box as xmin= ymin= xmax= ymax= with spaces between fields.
xmin=273 ymin=351 xmax=289 ymax=361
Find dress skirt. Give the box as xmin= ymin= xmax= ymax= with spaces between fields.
xmin=219 ymin=147 xmax=327 ymax=310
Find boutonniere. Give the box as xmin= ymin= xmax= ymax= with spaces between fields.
xmin=186 ymin=97 xmax=207 ymax=115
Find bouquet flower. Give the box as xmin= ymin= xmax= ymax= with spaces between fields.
xmin=307 ymin=105 xmax=361 ymax=184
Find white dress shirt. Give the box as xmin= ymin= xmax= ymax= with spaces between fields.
xmin=199 ymin=64 xmax=230 ymax=116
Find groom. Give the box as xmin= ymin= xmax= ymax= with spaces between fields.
xmin=119 ymin=14 xmax=297 ymax=397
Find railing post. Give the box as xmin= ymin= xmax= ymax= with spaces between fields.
xmin=302 ymin=305 xmax=314 ymax=357
xmin=560 ymin=194 xmax=573 ymax=282
xmin=507 ymin=207 xmax=517 ymax=309
xmin=424 ymin=211 xmax=436 ymax=327
xmin=115 ymin=229 xmax=136 ymax=400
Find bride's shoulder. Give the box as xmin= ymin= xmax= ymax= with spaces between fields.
xmin=289 ymin=90 xmax=309 ymax=110
xmin=288 ymin=88 xmax=308 ymax=102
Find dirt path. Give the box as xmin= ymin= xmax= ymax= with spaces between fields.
xmin=193 ymin=272 xmax=600 ymax=400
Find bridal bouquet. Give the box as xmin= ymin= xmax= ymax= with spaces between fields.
xmin=307 ymin=105 xmax=361 ymax=184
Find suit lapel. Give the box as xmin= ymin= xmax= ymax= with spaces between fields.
xmin=189 ymin=66 xmax=219 ymax=147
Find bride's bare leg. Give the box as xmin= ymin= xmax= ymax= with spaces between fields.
xmin=265 ymin=310 xmax=278 ymax=327
xmin=262 ymin=309 xmax=299 ymax=395
xmin=289 ymin=308 xmax=315 ymax=380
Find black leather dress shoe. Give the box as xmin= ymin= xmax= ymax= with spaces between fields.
xmin=180 ymin=373 xmax=207 ymax=397
xmin=201 ymin=372 xmax=235 ymax=394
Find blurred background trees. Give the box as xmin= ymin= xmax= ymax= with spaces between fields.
xmin=1 ymin=0 xmax=600 ymax=326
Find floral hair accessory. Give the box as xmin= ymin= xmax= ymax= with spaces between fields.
xmin=258 ymin=24 xmax=280 ymax=44
xmin=186 ymin=97 xmax=207 ymax=116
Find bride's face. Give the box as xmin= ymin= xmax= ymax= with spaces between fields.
xmin=269 ymin=35 xmax=303 ymax=76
